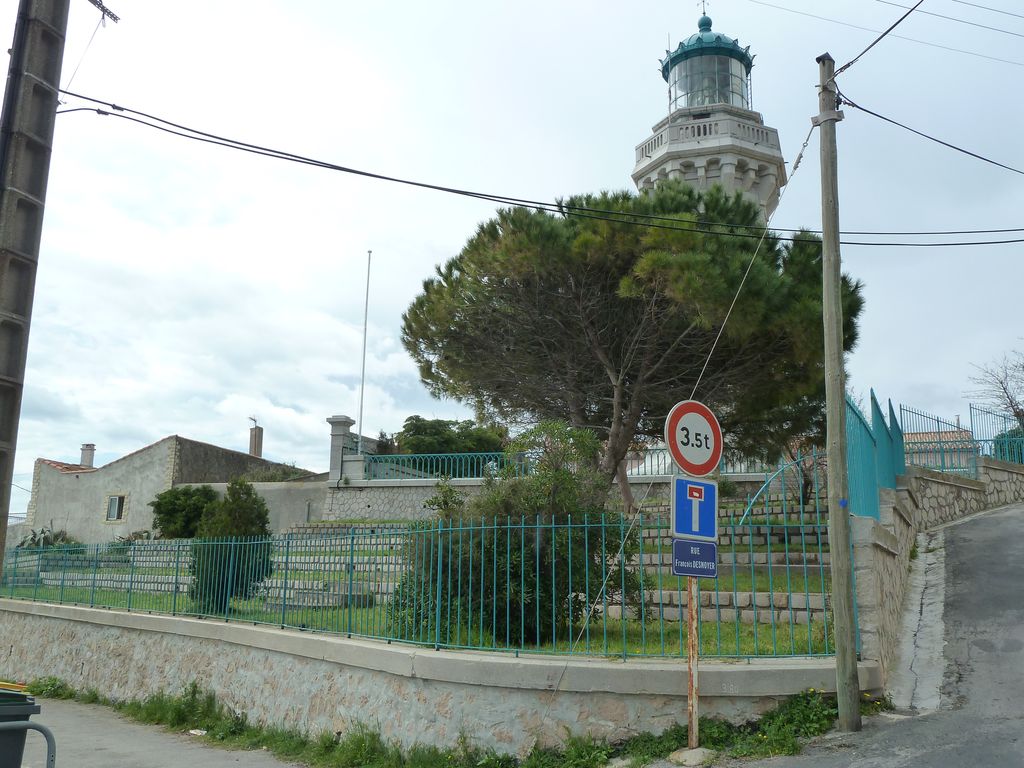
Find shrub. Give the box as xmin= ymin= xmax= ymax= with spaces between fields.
xmin=189 ymin=479 xmax=273 ymax=615
xmin=389 ymin=423 xmax=641 ymax=647
xmin=26 ymin=676 xmax=75 ymax=699
xmin=423 ymin=476 xmax=466 ymax=518
xmin=196 ymin=478 xmax=271 ymax=539
xmin=16 ymin=527 xmax=82 ymax=551
xmin=149 ymin=485 xmax=217 ymax=539
xmin=239 ymin=463 xmax=310 ymax=483
xmin=993 ymin=426 xmax=1024 ymax=464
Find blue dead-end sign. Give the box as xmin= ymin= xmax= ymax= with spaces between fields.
xmin=672 ymin=476 xmax=718 ymax=542
xmin=672 ymin=539 xmax=718 ymax=578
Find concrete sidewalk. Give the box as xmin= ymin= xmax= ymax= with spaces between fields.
xmin=20 ymin=698 xmax=296 ymax=768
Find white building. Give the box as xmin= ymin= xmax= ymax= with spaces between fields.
xmin=632 ymin=14 xmax=787 ymax=218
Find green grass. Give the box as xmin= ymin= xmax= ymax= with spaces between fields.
xmin=531 ymin=616 xmax=834 ymax=658
xmin=639 ymin=564 xmax=830 ymax=594
xmin=23 ymin=678 xmax=891 ymax=766
xmin=6 ymin=582 xmax=833 ymax=656
xmin=712 ymin=542 xmax=831 ymax=554
xmin=4 ymin=566 xmax=832 ymax=657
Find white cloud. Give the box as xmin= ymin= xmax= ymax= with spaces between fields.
xmin=4 ymin=0 xmax=1022 ymax=519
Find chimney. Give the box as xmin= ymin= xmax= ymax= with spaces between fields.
xmin=249 ymin=418 xmax=264 ymax=458
xmin=326 ymin=414 xmax=355 ymax=482
xmin=80 ymin=443 xmax=95 ymax=468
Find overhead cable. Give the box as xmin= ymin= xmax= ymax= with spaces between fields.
xmin=57 ymin=90 xmax=1024 ymax=248
xmin=950 ymin=0 xmax=1024 ymax=21
xmin=876 ymin=0 xmax=1024 ymax=39
xmin=833 ymin=0 xmax=925 ymax=79
xmin=690 ymin=124 xmax=814 ymax=398
xmin=838 ymin=89 xmax=1024 ymax=177
xmin=746 ymin=0 xmax=1024 ymax=67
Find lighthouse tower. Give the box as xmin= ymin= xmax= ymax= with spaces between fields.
xmin=632 ymin=15 xmax=786 ymax=218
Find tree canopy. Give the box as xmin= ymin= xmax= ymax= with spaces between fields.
xmin=197 ymin=478 xmax=271 ymax=539
xmin=971 ymin=350 xmax=1024 ymax=431
xmin=401 ymin=182 xmax=863 ymax=496
xmin=385 ymin=415 xmax=507 ymax=455
xmin=149 ymin=485 xmax=217 ymax=539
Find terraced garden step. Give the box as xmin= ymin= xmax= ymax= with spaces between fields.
xmin=636 ymin=551 xmax=831 ymax=566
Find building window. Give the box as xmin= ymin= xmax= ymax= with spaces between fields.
xmin=106 ymin=495 xmax=125 ymax=521
xmin=670 ymin=55 xmax=750 ymax=111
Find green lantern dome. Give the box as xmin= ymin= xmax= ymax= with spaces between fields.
xmin=661 ymin=16 xmax=754 ymax=110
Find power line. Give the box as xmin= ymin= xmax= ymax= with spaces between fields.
xmin=951 ymin=0 xmax=1024 ymax=21
xmin=746 ymin=0 xmax=1024 ymax=67
xmin=56 ymin=90 xmax=1024 ymax=248
xmin=876 ymin=0 xmax=1024 ymax=39
xmin=63 ymin=15 xmax=104 ymax=94
xmin=57 ymin=90 xmax=1024 ymax=239
xmin=838 ymin=89 xmax=1024 ymax=177
xmin=834 ymin=0 xmax=924 ymax=79
xmin=692 ymin=124 xmax=814 ymax=397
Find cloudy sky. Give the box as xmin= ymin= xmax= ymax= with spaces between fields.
xmin=3 ymin=0 xmax=1021 ymax=519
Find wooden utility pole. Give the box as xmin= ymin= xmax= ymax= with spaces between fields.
xmin=815 ymin=52 xmax=862 ymax=732
xmin=0 ymin=0 xmax=70 ymax=562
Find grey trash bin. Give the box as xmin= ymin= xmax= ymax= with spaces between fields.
xmin=0 ymin=690 xmax=40 ymax=768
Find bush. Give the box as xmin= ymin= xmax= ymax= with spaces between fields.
xmin=189 ymin=479 xmax=273 ymax=615
xmin=16 ymin=527 xmax=82 ymax=551
xmin=993 ymin=426 xmax=1024 ymax=464
xmin=197 ymin=478 xmax=271 ymax=539
xmin=26 ymin=676 xmax=75 ymax=699
xmin=149 ymin=485 xmax=217 ymax=539
xmin=239 ymin=463 xmax=310 ymax=483
xmin=389 ymin=423 xmax=641 ymax=647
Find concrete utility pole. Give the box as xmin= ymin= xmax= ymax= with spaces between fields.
xmin=0 ymin=0 xmax=70 ymax=561
xmin=815 ymin=52 xmax=862 ymax=732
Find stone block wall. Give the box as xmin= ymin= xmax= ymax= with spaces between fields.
xmin=851 ymin=488 xmax=916 ymax=677
xmin=978 ymin=457 xmax=1024 ymax=508
xmin=321 ymin=479 xmax=485 ymax=522
xmin=0 ymin=600 xmax=880 ymax=757
xmin=316 ymin=475 xmax=770 ymax=528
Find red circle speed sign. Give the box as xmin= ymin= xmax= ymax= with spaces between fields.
xmin=664 ymin=400 xmax=723 ymax=477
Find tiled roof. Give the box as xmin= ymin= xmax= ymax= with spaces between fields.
xmin=903 ymin=429 xmax=974 ymax=443
xmin=39 ymin=459 xmax=97 ymax=473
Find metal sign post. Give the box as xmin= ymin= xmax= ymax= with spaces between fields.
xmin=687 ymin=574 xmax=699 ymax=748
xmin=671 ymin=478 xmax=719 ymax=749
xmin=665 ymin=400 xmax=722 ymax=750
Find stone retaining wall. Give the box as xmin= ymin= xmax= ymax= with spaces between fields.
xmin=851 ymin=488 xmax=917 ymax=677
xmin=978 ymin=458 xmax=1024 ymax=508
xmin=0 ymin=599 xmax=879 ymax=756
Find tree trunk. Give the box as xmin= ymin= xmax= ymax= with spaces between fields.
xmin=615 ymin=461 xmax=637 ymax=514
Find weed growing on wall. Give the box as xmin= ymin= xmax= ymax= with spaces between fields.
xmin=24 ymin=678 xmax=891 ymax=766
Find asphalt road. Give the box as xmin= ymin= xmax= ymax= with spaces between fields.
xmin=710 ymin=503 xmax=1024 ymax=768
xmin=19 ymin=698 xmax=296 ymax=768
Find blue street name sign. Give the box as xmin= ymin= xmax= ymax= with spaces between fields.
xmin=672 ymin=539 xmax=718 ymax=578
xmin=671 ymin=476 xmax=718 ymax=542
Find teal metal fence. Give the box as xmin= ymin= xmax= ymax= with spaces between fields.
xmin=363 ymin=452 xmax=529 ymax=480
xmin=899 ymin=403 xmax=1024 ymax=476
xmin=899 ymin=404 xmax=977 ymax=476
xmin=845 ymin=392 xmax=904 ymax=519
xmin=626 ymin=449 xmax=775 ymax=478
xmin=970 ymin=403 xmax=1024 ymax=464
xmin=1 ymin=513 xmax=835 ymax=659
xmin=368 ymin=450 xmax=774 ymax=481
